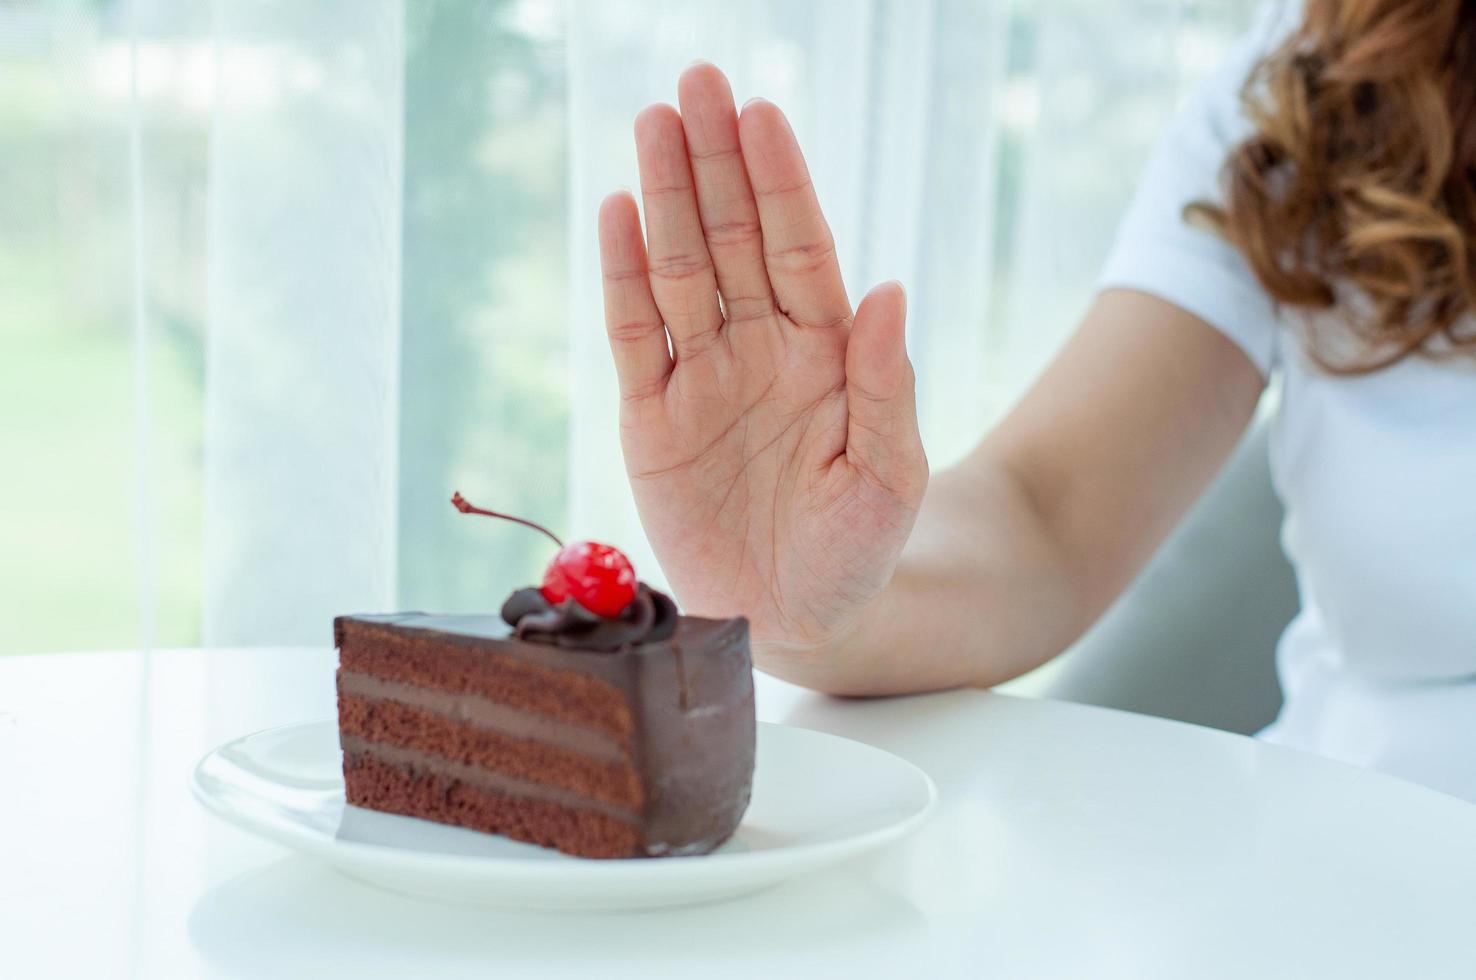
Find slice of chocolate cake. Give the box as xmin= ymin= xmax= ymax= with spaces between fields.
xmin=335 ymin=494 xmax=754 ymax=859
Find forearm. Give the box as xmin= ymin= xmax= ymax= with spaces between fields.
xmin=755 ymin=291 xmax=1264 ymax=697
xmin=755 ymin=454 xmax=1085 ymax=695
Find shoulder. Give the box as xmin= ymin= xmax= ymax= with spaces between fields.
xmin=1165 ymin=0 xmax=1301 ymax=168
xmin=1095 ymin=1 xmax=1303 ymax=380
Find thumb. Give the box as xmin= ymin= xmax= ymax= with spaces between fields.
xmin=844 ymin=281 xmax=927 ymax=501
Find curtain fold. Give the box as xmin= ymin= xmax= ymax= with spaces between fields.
xmin=201 ymin=0 xmax=405 ymax=645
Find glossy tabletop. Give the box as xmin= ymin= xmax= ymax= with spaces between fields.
xmin=4 ymin=646 xmax=1475 ymax=979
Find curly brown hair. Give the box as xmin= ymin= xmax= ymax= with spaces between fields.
xmin=1192 ymin=0 xmax=1476 ymax=372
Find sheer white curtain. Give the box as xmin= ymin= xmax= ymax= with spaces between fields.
xmin=1 ymin=0 xmax=1255 ymax=654
xmin=203 ymin=0 xmax=404 ymax=644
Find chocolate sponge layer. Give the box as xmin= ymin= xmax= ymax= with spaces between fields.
xmin=338 ymin=617 xmax=635 ymax=742
xmin=343 ymin=749 xmax=643 ymax=859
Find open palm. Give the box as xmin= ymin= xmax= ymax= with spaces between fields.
xmin=598 ymin=63 xmax=927 ymax=668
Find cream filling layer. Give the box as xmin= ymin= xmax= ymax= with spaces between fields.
xmin=338 ymin=669 xmax=628 ymax=764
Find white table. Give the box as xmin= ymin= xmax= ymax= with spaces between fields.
xmin=4 ymin=647 xmax=1475 ymax=979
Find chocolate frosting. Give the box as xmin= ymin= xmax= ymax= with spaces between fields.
xmin=500 ymin=583 xmax=678 ymax=650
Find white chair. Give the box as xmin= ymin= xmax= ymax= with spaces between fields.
xmin=1038 ymin=420 xmax=1297 ymax=735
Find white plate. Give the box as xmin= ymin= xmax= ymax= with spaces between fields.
xmin=192 ymin=719 xmax=936 ymax=910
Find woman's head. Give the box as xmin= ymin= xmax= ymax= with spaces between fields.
xmin=1195 ymin=0 xmax=1476 ymax=371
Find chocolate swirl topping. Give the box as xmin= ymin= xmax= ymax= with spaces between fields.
xmin=500 ymin=583 xmax=678 ymax=651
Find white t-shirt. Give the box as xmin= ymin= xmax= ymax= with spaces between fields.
xmin=1099 ymin=2 xmax=1476 ymax=800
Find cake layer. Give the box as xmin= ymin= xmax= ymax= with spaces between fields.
xmin=337 ymin=617 xmax=635 ymax=742
xmin=338 ymin=670 xmax=626 ymax=763
xmin=343 ymin=747 xmax=642 ymax=858
xmin=339 ymin=692 xmax=643 ymax=809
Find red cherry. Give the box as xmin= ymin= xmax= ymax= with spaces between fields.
xmin=540 ymin=564 xmax=572 ymax=605
xmin=540 ymin=541 xmax=637 ymax=618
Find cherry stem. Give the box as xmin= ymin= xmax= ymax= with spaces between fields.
xmin=450 ymin=492 xmax=564 ymax=548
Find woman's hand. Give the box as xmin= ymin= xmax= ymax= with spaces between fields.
xmin=598 ymin=63 xmax=927 ymax=671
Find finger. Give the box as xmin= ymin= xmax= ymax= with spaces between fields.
xmin=845 ymin=281 xmax=927 ymax=500
xmin=737 ymin=98 xmax=852 ymax=330
xmin=676 ymin=63 xmax=775 ymax=324
xmin=599 ymin=190 xmax=673 ymax=401
xmin=633 ymin=103 xmax=723 ymax=359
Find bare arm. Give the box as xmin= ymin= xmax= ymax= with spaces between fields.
xmin=767 ymin=289 xmax=1265 ymax=695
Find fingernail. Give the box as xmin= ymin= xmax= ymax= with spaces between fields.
xmin=742 ymin=97 xmax=767 ymax=110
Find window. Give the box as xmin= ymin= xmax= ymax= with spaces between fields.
xmin=0 ymin=0 xmax=1256 ymax=654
